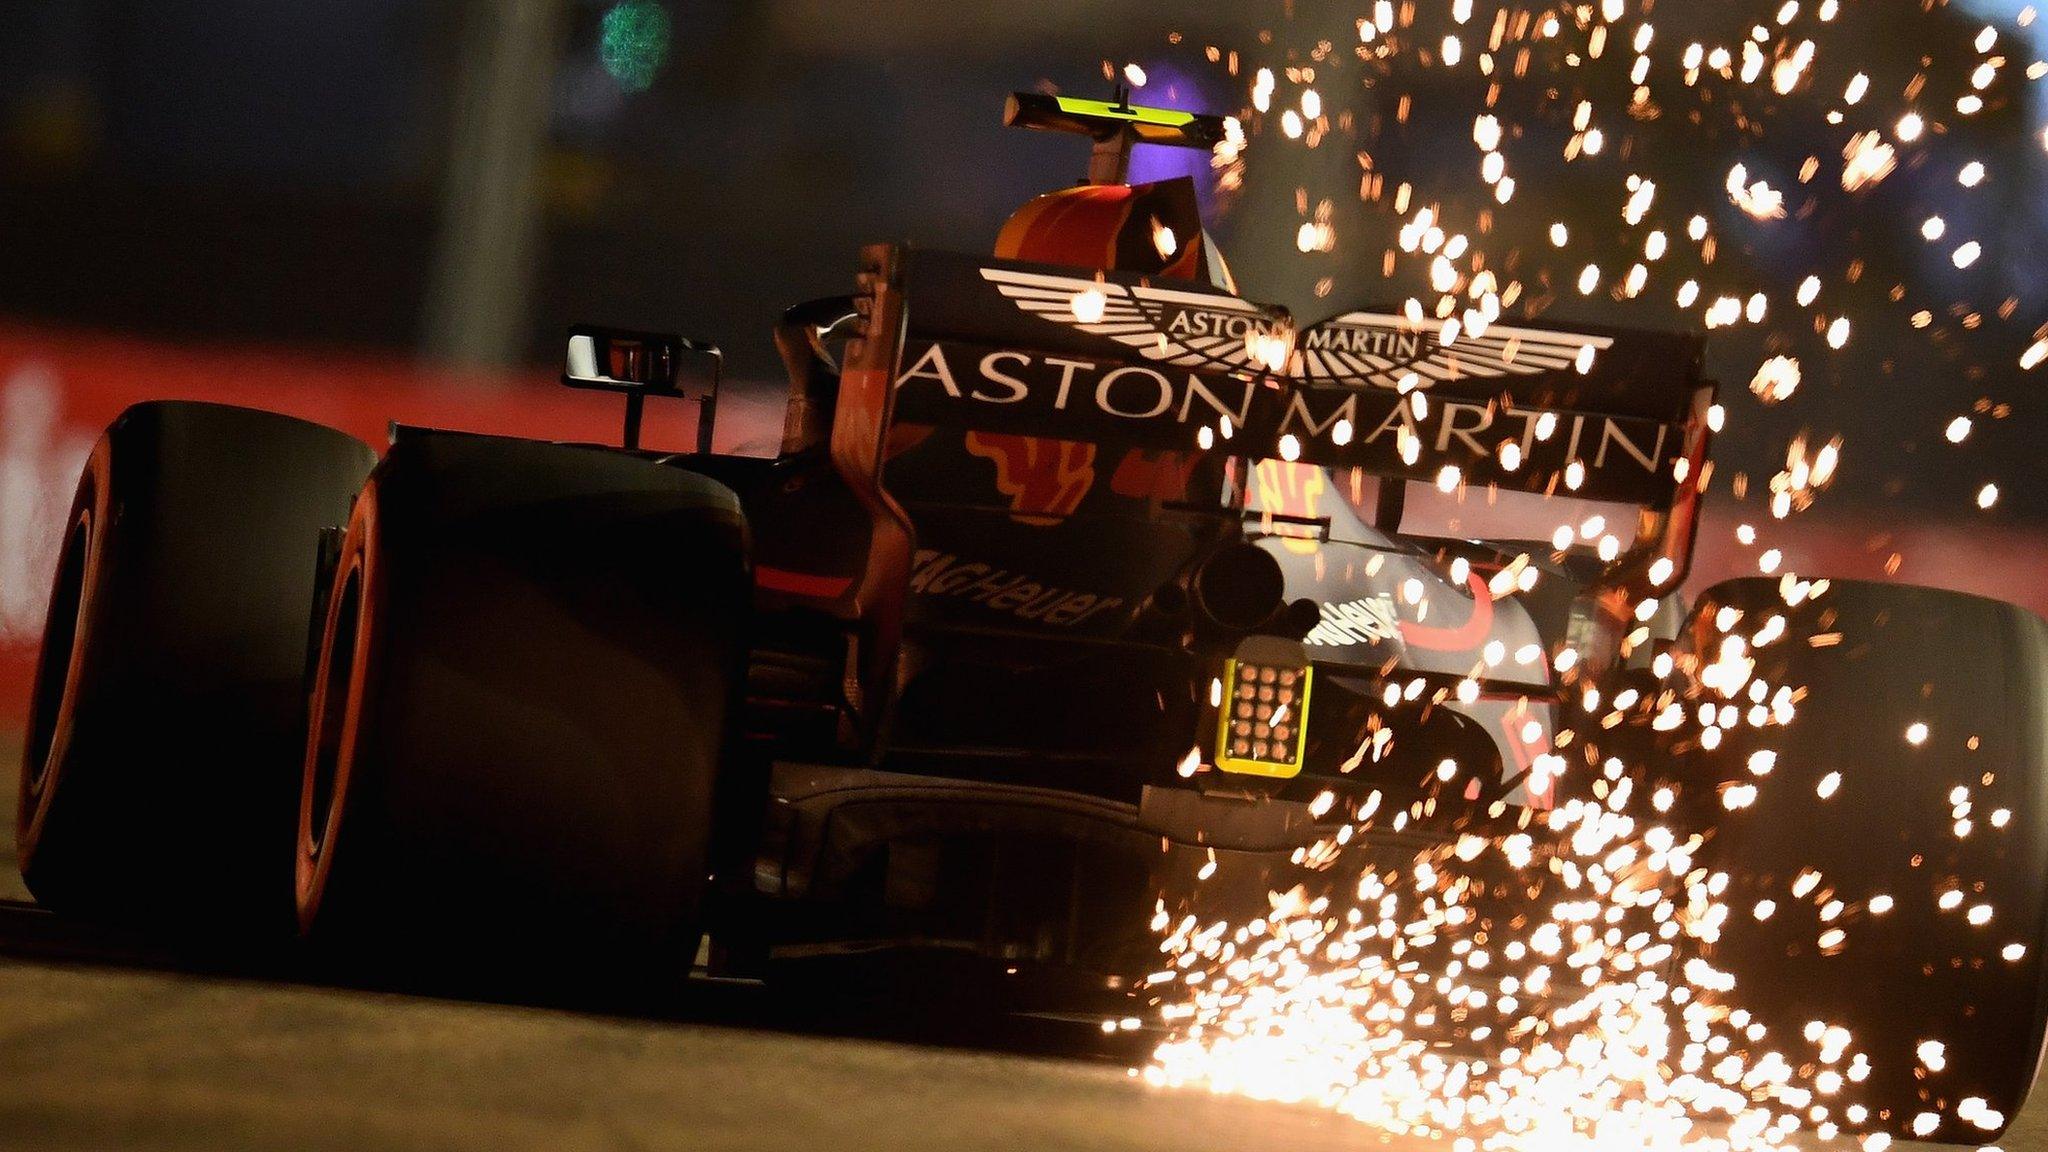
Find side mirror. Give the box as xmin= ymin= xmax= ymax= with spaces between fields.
xmin=562 ymin=325 xmax=722 ymax=452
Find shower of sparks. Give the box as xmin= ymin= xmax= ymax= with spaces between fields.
xmin=1142 ymin=575 xmax=2023 ymax=1151
xmin=1841 ymin=131 xmax=1897 ymax=190
xmin=1128 ymin=0 xmax=2042 ymax=1147
xmin=1750 ymin=355 xmax=1803 ymax=404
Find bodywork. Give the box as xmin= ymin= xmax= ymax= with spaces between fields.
xmin=658 ymin=242 xmax=1714 ymax=985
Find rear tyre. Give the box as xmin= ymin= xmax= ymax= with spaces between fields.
xmin=1672 ymin=578 xmax=2048 ymax=1140
xmin=17 ymin=402 xmax=376 ymax=930
xmin=295 ymin=433 xmax=751 ymax=995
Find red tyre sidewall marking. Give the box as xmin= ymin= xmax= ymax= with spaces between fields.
xmin=17 ymin=438 xmax=110 ymax=863
xmin=295 ymin=480 xmax=381 ymax=934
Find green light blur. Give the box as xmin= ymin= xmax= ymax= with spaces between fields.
xmin=600 ymin=1 xmax=671 ymax=93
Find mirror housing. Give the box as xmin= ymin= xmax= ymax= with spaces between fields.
xmin=562 ymin=325 xmax=722 ymax=451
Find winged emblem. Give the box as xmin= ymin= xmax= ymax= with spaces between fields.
xmin=978 ymin=267 xmax=1286 ymax=375
xmin=1292 ymin=312 xmax=1616 ymax=391
xmin=978 ymin=268 xmax=1616 ymax=392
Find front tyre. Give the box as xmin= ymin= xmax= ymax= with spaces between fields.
xmin=295 ymin=433 xmax=751 ymax=991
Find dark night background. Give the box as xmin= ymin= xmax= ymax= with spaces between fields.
xmin=0 ymin=0 xmax=2040 ymax=530
xmin=0 ymin=10 xmax=2045 ymax=1148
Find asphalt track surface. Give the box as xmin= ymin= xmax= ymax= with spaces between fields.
xmin=0 ymin=730 xmax=2039 ymax=1152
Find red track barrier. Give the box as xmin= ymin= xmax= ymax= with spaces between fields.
xmin=1 ymin=321 xmax=2041 ymax=728
xmin=0 ymin=322 xmax=720 ymax=723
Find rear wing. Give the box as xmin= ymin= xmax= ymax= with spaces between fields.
xmin=886 ymin=249 xmax=1712 ymax=509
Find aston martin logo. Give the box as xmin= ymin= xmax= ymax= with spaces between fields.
xmin=977 ymin=268 xmax=1615 ymax=391
xmin=1294 ymin=312 xmax=1616 ymax=391
xmin=978 ymin=268 xmax=1286 ymax=375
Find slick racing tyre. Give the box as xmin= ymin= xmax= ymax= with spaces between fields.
xmin=295 ymin=432 xmax=750 ymax=992
xmin=18 ymin=402 xmax=376 ymax=929
xmin=1670 ymin=578 xmax=2048 ymax=1141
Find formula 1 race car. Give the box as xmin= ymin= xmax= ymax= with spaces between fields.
xmin=19 ymin=92 xmax=2048 ymax=1138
